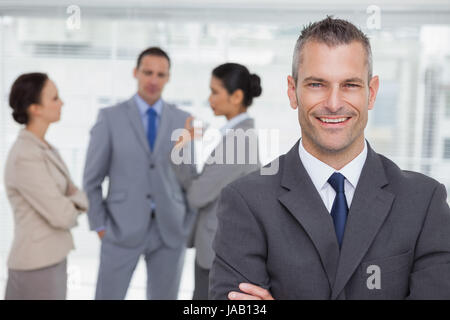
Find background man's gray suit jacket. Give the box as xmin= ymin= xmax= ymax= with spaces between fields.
xmin=83 ymin=98 xmax=196 ymax=248
xmin=210 ymin=140 xmax=450 ymax=299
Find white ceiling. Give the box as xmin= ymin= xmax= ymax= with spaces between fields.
xmin=0 ymin=0 xmax=449 ymax=26
xmin=0 ymin=0 xmax=449 ymax=9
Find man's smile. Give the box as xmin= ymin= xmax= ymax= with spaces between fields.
xmin=315 ymin=116 xmax=352 ymax=127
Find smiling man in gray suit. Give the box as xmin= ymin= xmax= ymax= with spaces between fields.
xmin=83 ymin=47 xmax=196 ymax=300
xmin=209 ymin=17 xmax=450 ymax=300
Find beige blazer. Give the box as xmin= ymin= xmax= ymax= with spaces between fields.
xmin=4 ymin=129 xmax=88 ymax=270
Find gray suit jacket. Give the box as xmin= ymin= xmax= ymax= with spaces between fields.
xmin=210 ymin=140 xmax=450 ymax=299
xmin=83 ymin=97 xmax=196 ymax=248
xmin=172 ymin=118 xmax=260 ymax=269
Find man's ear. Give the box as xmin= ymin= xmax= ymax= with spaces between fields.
xmin=287 ymin=75 xmax=298 ymax=110
xmin=368 ymin=75 xmax=379 ymax=111
xmin=133 ymin=67 xmax=138 ymax=79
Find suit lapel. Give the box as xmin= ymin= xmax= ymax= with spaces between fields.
xmin=278 ymin=140 xmax=340 ymax=291
xmin=331 ymin=144 xmax=395 ymax=299
xmin=125 ymin=98 xmax=151 ymax=157
xmin=43 ymin=149 xmax=71 ymax=180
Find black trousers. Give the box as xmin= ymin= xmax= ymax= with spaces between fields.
xmin=192 ymin=258 xmax=210 ymax=300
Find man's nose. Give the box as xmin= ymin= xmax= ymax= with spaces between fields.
xmin=324 ymin=85 xmax=343 ymax=113
xmin=148 ymin=74 xmax=159 ymax=85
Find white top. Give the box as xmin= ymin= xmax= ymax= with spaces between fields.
xmin=298 ymin=139 xmax=368 ymax=213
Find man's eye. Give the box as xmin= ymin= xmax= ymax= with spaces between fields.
xmin=308 ymin=83 xmax=322 ymax=88
xmin=345 ymin=83 xmax=360 ymax=88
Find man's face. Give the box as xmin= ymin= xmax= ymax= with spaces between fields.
xmin=134 ymin=55 xmax=170 ymax=105
xmin=287 ymin=41 xmax=379 ymax=155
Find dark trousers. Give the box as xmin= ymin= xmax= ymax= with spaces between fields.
xmin=192 ymin=258 xmax=210 ymax=300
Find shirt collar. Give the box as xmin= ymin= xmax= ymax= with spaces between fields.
xmin=220 ymin=112 xmax=250 ymax=135
xmin=339 ymin=141 xmax=367 ymax=189
xmin=298 ymin=139 xmax=368 ymax=191
xmin=134 ymin=93 xmax=163 ymax=117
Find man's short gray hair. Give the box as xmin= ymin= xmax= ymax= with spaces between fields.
xmin=292 ymin=16 xmax=373 ymax=84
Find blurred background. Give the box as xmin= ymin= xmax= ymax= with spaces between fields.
xmin=0 ymin=0 xmax=449 ymax=299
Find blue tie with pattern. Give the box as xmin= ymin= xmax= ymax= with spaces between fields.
xmin=147 ymin=108 xmax=157 ymax=151
xmin=328 ymin=172 xmax=348 ymax=248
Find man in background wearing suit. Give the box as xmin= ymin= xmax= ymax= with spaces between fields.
xmin=209 ymin=17 xmax=450 ymax=299
xmin=83 ymin=47 xmax=196 ymax=300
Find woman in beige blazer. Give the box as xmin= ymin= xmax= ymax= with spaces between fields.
xmin=4 ymin=73 xmax=88 ymax=300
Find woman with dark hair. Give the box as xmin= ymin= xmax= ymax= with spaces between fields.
xmin=4 ymin=73 xmax=88 ymax=300
xmin=173 ymin=63 xmax=262 ymax=299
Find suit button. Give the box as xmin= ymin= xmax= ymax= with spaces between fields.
xmin=150 ymin=164 xmax=155 ymax=169
xmin=146 ymin=194 xmax=152 ymax=199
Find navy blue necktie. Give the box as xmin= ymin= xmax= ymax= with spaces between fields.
xmin=147 ymin=108 xmax=157 ymax=151
xmin=328 ymin=172 xmax=348 ymax=248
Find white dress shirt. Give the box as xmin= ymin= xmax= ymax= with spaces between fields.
xmin=298 ymin=139 xmax=368 ymax=213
